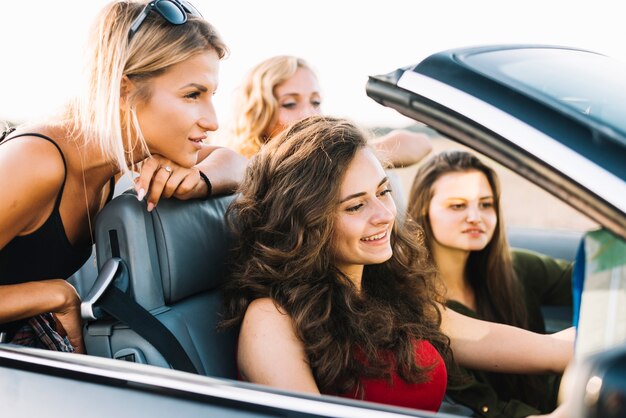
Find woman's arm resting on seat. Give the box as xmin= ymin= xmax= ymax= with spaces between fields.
xmin=441 ymin=305 xmax=574 ymax=374
xmin=194 ymin=145 xmax=247 ymax=196
xmin=0 ymin=280 xmax=84 ymax=353
xmin=238 ymin=297 xmax=320 ymax=394
xmin=134 ymin=145 xmax=247 ymax=208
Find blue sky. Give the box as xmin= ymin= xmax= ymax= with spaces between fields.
xmin=2 ymin=0 xmax=625 ymax=129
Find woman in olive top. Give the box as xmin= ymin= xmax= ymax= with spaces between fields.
xmin=408 ymin=150 xmax=572 ymax=418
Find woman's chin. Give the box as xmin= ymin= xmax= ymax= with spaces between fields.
xmin=367 ymin=250 xmax=394 ymax=266
xmin=171 ymin=153 xmax=198 ymax=169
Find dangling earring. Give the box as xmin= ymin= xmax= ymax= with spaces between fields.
xmin=124 ymin=106 xmax=143 ymax=172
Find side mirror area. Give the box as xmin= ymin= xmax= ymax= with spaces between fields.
xmin=569 ymin=344 xmax=626 ymax=418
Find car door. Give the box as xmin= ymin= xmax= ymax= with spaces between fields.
xmin=1 ymin=344 xmax=462 ymax=418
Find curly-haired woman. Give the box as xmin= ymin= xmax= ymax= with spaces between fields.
xmin=222 ymin=116 xmax=572 ymax=416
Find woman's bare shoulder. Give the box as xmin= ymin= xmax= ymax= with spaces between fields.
xmin=0 ymin=134 xmax=66 ymax=243
xmin=244 ymin=298 xmax=290 ymax=324
xmin=1 ymin=135 xmax=66 ymax=193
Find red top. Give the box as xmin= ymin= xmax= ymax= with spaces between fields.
xmin=335 ymin=340 xmax=447 ymax=412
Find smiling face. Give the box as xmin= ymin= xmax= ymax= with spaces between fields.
xmin=428 ymin=170 xmax=497 ymax=254
xmin=332 ymin=148 xmax=397 ymax=281
xmin=133 ymin=49 xmax=220 ymax=167
xmin=265 ymin=67 xmax=322 ymax=138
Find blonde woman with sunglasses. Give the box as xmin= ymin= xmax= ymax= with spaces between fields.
xmin=0 ymin=0 xmax=246 ymax=353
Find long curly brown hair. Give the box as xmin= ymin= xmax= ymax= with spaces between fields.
xmin=222 ymin=116 xmax=454 ymax=396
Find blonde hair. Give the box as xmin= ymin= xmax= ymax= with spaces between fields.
xmin=68 ymin=0 xmax=227 ymax=172
xmin=230 ymin=55 xmax=315 ymax=158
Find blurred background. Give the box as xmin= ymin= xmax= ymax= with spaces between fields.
xmin=2 ymin=0 xmax=625 ymax=128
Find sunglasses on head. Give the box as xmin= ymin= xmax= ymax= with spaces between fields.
xmin=128 ymin=0 xmax=202 ymax=40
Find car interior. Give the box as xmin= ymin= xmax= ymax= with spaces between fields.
xmin=68 ymin=138 xmax=585 ymax=384
xmin=79 ymin=191 xmax=238 ymax=378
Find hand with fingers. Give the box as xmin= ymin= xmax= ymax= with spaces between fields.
xmin=135 ymin=155 xmax=211 ymax=211
xmin=52 ymin=280 xmax=85 ymax=354
xmin=0 ymin=279 xmax=86 ymax=354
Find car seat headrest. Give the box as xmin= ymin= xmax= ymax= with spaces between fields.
xmin=152 ymin=195 xmax=235 ymax=303
xmin=95 ymin=192 xmax=236 ymax=309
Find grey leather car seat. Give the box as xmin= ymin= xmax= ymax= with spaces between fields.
xmin=69 ymin=173 xmax=135 ymax=298
xmin=82 ymin=192 xmax=237 ymax=378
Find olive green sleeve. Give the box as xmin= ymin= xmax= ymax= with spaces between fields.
xmin=512 ymin=249 xmax=573 ymax=306
xmin=446 ymin=370 xmax=542 ymax=418
xmin=444 ymin=296 xmax=563 ymax=417
xmin=445 ymin=301 xmax=550 ymax=417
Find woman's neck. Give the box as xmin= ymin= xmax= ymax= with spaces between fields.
xmin=337 ymin=264 xmax=364 ymax=293
xmin=432 ymin=243 xmax=476 ymax=310
xmin=72 ymin=135 xmax=119 ymax=180
xmin=47 ymin=120 xmax=120 ymax=186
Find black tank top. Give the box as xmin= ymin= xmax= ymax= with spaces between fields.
xmin=0 ymin=130 xmax=115 ymax=285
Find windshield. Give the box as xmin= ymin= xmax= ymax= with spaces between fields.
xmin=463 ymin=48 xmax=626 ymax=143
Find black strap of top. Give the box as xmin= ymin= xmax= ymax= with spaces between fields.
xmin=0 ymin=131 xmax=68 ymax=210
xmin=0 ymin=130 xmax=116 ymax=206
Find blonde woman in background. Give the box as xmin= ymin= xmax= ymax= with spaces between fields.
xmin=0 ymin=0 xmax=245 ymax=353
xmin=229 ymin=55 xmax=432 ymax=167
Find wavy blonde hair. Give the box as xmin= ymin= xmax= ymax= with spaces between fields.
xmin=230 ymin=55 xmax=315 ymax=158
xmin=68 ymin=0 xmax=227 ymax=172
